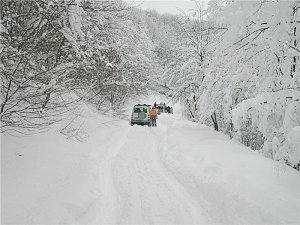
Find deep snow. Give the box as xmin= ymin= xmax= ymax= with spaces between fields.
xmin=1 ymin=102 xmax=300 ymax=224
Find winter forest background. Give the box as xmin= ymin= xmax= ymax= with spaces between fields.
xmin=1 ymin=0 xmax=300 ymax=170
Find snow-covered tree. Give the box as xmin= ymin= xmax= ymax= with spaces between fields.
xmin=197 ymin=1 xmax=300 ymax=168
xmin=1 ymin=0 xmax=83 ymax=130
xmin=0 ymin=0 xmax=159 ymax=130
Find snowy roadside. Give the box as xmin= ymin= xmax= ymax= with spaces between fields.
xmin=1 ymin=103 xmax=129 ymax=224
xmin=157 ymin=113 xmax=300 ymax=224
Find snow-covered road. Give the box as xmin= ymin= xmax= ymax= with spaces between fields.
xmin=67 ymin=117 xmax=206 ymax=224
xmin=85 ymin=119 xmax=209 ymax=225
xmin=2 ymin=110 xmax=300 ymax=224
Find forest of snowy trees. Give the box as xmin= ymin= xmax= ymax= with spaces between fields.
xmin=1 ymin=0 xmax=299 ymax=169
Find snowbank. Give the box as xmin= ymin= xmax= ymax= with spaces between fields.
xmin=1 ymin=102 xmax=128 ymax=224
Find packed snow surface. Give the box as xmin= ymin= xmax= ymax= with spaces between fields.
xmin=2 ymin=104 xmax=300 ymax=224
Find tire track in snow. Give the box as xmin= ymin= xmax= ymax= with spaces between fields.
xmin=112 ymin=125 xmax=209 ymax=224
xmin=74 ymin=127 xmax=131 ymax=224
xmin=151 ymin=118 xmax=215 ymax=224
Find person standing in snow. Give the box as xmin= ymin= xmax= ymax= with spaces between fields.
xmin=149 ymin=106 xmax=158 ymax=126
xmin=154 ymin=102 xmax=157 ymax=108
xmin=166 ymin=106 xmax=170 ymax=113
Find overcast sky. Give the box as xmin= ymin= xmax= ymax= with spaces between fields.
xmin=125 ymin=0 xmax=201 ymax=15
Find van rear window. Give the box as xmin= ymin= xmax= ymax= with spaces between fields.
xmin=134 ymin=107 xmax=147 ymax=113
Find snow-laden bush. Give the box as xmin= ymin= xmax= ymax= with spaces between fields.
xmin=232 ymin=91 xmax=300 ymax=166
xmin=277 ymin=126 xmax=300 ymax=170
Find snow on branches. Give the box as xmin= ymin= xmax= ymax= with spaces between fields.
xmin=198 ymin=0 xmax=300 ymax=168
xmin=157 ymin=0 xmax=300 ymax=169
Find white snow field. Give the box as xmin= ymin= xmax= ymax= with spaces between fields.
xmin=2 ymin=104 xmax=300 ymax=225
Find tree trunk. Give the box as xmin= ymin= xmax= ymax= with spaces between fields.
xmin=211 ymin=111 xmax=219 ymax=131
xmin=186 ymin=99 xmax=195 ymax=119
xmin=42 ymin=92 xmax=51 ymax=110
